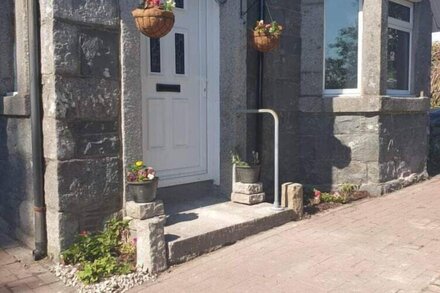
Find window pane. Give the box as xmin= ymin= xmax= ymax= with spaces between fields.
xmin=387 ymin=28 xmax=410 ymax=90
xmin=325 ymin=0 xmax=359 ymax=90
xmin=175 ymin=0 xmax=184 ymax=9
xmin=12 ymin=1 xmax=16 ymax=92
xmin=389 ymin=1 xmax=410 ymax=22
xmin=150 ymin=38 xmax=161 ymax=73
xmin=0 ymin=0 xmax=16 ymax=95
xmin=175 ymin=33 xmax=185 ymax=75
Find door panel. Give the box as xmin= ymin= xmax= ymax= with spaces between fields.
xmin=147 ymin=98 xmax=166 ymax=149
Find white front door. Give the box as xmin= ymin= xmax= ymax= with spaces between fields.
xmin=141 ymin=0 xmax=218 ymax=187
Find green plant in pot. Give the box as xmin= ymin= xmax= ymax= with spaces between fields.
xmin=127 ymin=161 xmax=158 ymax=203
xmin=232 ymin=151 xmax=261 ymax=183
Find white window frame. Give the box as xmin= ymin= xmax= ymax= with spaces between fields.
xmin=387 ymin=0 xmax=413 ymax=96
xmin=323 ymin=0 xmax=363 ymax=96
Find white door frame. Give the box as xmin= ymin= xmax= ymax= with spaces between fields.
xmin=206 ymin=0 xmax=220 ymax=186
xmin=140 ymin=0 xmax=220 ymax=187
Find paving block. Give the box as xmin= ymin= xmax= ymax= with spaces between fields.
xmin=231 ymin=192 xmax=265 ymax=205
xmin=126 ymin=200 xmax=164 ymax=220
xmin=233 ymin=182 xmax=264 ymax=195
xmin=281 ymin=182 xmax=303 ymax=220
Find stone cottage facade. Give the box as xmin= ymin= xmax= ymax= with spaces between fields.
xmin=0 ymin=0 xmax=433 ymax=258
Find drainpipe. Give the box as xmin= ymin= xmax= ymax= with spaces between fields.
xmin=28 ymin=0 xmax=47 ymax=260
xmin=256 ymin=0 xmax=265 ymax=153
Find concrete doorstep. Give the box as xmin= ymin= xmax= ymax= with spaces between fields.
xmin=164 ymin=202 xmax=293 ymax=265
xmin=159 ymin=181 xmax=303 ymax=266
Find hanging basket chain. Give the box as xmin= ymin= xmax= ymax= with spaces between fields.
xmin=240 ymin=0 xmax=260 ymax=20
xmin=265 ymin=0 xmax=274 ymax=23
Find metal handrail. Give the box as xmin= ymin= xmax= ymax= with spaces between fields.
xmin=238 ymin=109 xmax=282 ymax=210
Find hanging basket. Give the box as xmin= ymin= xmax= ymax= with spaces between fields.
xmin=132 ymin=6 xmax=175 ymax=39
xmin=251 ymin=31 xmax=280 ymax=53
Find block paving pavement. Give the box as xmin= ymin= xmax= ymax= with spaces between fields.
xmin=0 ymin=233 xmax=72 ymax=292
xmin=130 ymin=176 xmax=440 ymax=293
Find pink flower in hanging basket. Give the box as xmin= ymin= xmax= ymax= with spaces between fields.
xmin=148 ymin=0 xmax=160 ymax=6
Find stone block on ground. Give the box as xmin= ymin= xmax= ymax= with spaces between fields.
xmin=133 ymin=216 xmax=167 ymax=273
xmin=281 ymin=183 xmax=303 ymax=220
xmin=231 ymin=192 xmax=265 ymax=205
xmin=126 ymin=200 xmax=164 ymax=220
xmin=233 ymin=182 xmax=263 ymax=194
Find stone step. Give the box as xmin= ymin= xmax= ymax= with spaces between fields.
xmin=165 ymin=202 xmax=293 ymax=265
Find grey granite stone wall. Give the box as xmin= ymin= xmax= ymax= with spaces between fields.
xmin=299 ymin=0 xmax=432 ymax=195
xmin=378 ymin=113 xmax=429 ymax=193
xmin=245 ymin=0 xmax=301 ymax=200
xmin=120 ymin=0 xmax=143 ymax=204
xmin=40 ymin=0 xmax=123 ymax=257
xmin=298 ymin=114 xmax=379 ymax=188
xmin=219 ymin=1 xmax=249 ymax=196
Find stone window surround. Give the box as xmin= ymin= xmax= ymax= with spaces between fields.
xmin=0 ymin=0 xmax=30 ymax=117
xmin=321 ymin=0 xmax=419 ymax=99
xmin=299 ymin=95 xmax=430 ymax=113
xmin=301 ymin=0 xmax=430 ymax=114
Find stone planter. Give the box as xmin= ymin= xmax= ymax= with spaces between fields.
xmin=251 ymin=31 xmax=280 ymax=53
xmin=236 ymin=165 xmax=261 ymax=183
xmin=128 ymin=178 xmax=159 ymax=203
xmin=132 ymin=6 xmax=175 ymax=38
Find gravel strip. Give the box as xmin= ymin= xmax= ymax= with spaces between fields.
xmin=51 ymin=264 xmax=156 ymax=293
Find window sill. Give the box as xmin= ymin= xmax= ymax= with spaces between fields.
xmin=0 ymin=93 xmax=30 ymax=117
xmin=299 ymin=95 xmax=430 ymax=113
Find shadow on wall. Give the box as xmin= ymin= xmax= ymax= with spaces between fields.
xmin=0 ymin=113 xmax=12 ymax=229
xmin=0 ymin=109 xmax=33 ymax=243
xmin=298 ymin=111 xmax=352 ymax=192
xmin=428 ymin=109 xmax=440 ymax=176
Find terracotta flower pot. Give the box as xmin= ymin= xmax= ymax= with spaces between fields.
xmin=251 ymin=31 xmax=280 ymax=53
xmin=128 ymin=177 xmax=159 ymax=203
xmin=236 ymin=165 xmax=261 ymax=183
xmin=132 ymin=6 xmax=175 ymax=38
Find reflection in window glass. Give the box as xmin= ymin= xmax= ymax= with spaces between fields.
xmin=175 ymin=33 xmax=185 ymax=75
xmin=387 ymin=28 xmax=410 ymax=90
xmin=150 ymin=38 xmax=161 ymax=73
xmin=389 ymin=2 xmax=410 ymax=22
xmin=324 ymin=0 xmax=359 ymax=90
xmin=0 ymin=0 xmax=16 ymax=95
xmin=175 ymin=0 xmax=184 ymax=8
xmin=12 ymin=0 xmax=16 ymax=92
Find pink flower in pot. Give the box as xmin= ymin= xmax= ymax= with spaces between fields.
xmin=127 ymin=171 xmax=137 ymax=182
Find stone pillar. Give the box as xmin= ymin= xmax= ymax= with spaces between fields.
xmin=362 ymin=0 xmax=388 ymax=96
xmin=219 ymin=0 xmax=249 ymax=197
xmin=281 ymin=183 xmax=303 ymax=220
xmin=40 ymin=0 xmax=123 ymax=257
xmin=126 ymin=201 xmax=167 ymax=273
xmin=119 ymin=0 xmax=143 ymax=204
xmin=230 ymin=165 xmax=265 ymax=205
xmin=231 ymin=182 xmax=266 ymax=205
